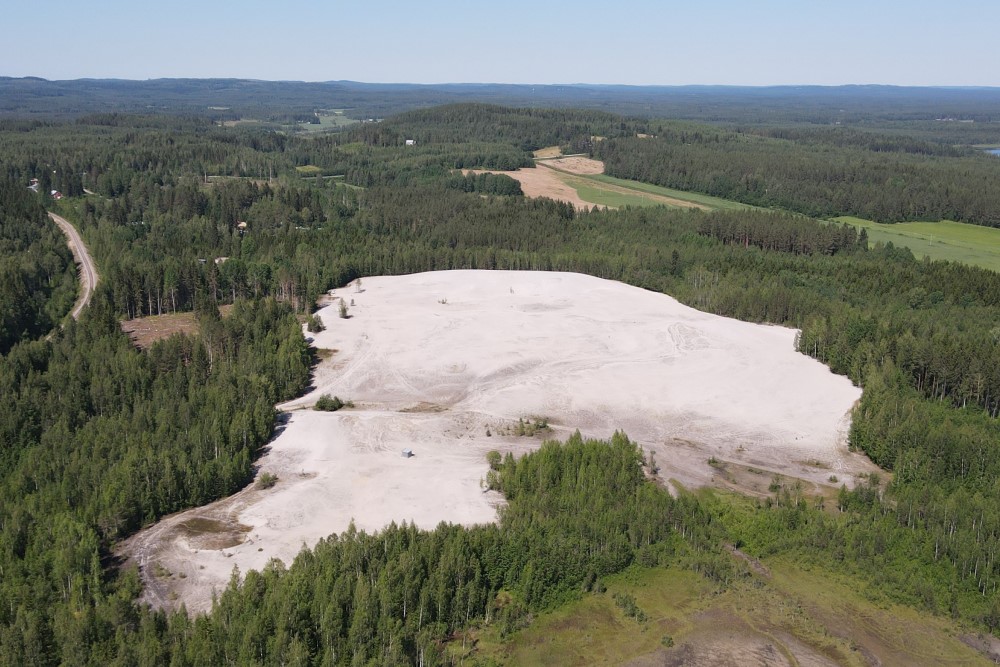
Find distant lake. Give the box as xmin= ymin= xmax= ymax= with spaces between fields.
xmin=986 ymin=148 xmax=1000 ymax=156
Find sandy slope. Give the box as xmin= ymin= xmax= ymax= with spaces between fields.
xmin=124 ymin=271 xmax=875 ymax=614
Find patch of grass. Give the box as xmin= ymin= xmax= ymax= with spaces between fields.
xmin=295 ymin=165 xmax=323 ymax=175
xmin=546 ymin=168 xmax=755 ymax=211
xmin=567 ymin=178 xmax=663 ymax=209
xmin=463 ymin=557 xmax=987 ymax=666
xmin=836 ymin=216 xmax=1000 ymax=272
xmin=256 ymin=471 xmax=278 ymax=489
xmin=466 ymin=567 xmax=709 ymax=666
xmin=586 ymin=174 xmax=755 ymax=211
xmin=766 ymin=557 xmax=988 ymax=665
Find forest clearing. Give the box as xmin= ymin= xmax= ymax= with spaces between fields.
xmin=124 ymin=270 xmax=877 ymax=614
xmin=120 ymin=305 xmax=234 ymax=348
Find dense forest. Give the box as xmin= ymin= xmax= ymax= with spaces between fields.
xmin=0 ymin=293 xmax=310 ymax=663
xmin=2 ymin=102 xmax=1000 ymax=663
xmin=0 ymin=179 xmax=76 ymax=354
xmin=4 ymin=77 xmax=1000 ymax=124
xmin=595 ymin=125 xmax=1000 ymax=226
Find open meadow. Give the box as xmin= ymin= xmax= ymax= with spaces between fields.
xmin=837 ymin=216 xmax=1000 ymax=272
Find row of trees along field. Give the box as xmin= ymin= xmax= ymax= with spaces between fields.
xmin=594 ymin=124 xmax=1000 ymax=226
xmin=3 ymin=107 xmax=1000 ymax=662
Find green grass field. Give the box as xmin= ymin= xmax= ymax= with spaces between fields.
xmin=836 ymin=216 xmax=1000 ymax=272
xmin=548 ymin=166 xmax=1000 ymax=276
xmin=560 ymin=174 xmax=669 ymax=209
xmin=586 ymin=174 xmax=755 ymax=211
xmin=539 ymin=162 xmax=756 ymax=211
xmin=294 ymin=109 xmax=359 ymax=133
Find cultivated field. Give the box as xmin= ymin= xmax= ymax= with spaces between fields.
xmin=124 ymin=271 xmax=877 ymax=613
xmin=477 ymin=156 xmax=753 ymax=211
xmin=838 ymin=216 xmax=1000 ymax=272
xmin=467 ymin=163 xmax=601 ymax=211
xmin=295 ymin=109 xmax=359 ymax=133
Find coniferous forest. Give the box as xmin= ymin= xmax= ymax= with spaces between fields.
xmin=1 ymin=94 xmax=1000 ymax=664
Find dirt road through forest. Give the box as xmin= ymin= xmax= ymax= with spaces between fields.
xmin=49 ymin=212 xmax=99 ymax=319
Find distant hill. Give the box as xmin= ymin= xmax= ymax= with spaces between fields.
xmin=2 ymin=77 xmax=1000 ymax=123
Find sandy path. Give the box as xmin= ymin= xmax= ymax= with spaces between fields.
xmin=49 ymin=212 xmax=99 ymax=319
xmin=124 ymin=271 xmax=877 ymax=614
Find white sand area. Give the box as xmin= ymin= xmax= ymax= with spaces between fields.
xmin=124 ymin=270 xmax=874 ymax=614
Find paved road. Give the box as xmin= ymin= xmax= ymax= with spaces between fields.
xmin=49 ymin=212 xmax=99 ymax=319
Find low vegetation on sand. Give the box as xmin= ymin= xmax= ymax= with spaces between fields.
xmin=461 ymin=557 xmax=988 ymax=666
xmin=314 ymin=394 xmax=351 ymax=411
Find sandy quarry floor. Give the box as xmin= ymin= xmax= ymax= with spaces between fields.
xmin=123 ymin=271 xmax=878 ymax=614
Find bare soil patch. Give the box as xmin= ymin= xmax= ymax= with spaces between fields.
xmin=178 ymin=517 xmax=250 ymax=550
xmin=121 ymin=312 xmax=199 ymax=348
xmin=120 ymin=305 xmax=234 ymax=348
xmin=540 ymin=155 xmax=605 ymax=175
xmin=465 ymin=165 xmax=600 ymax=211
xmin=533 ymin=145 xmax=562 ymax=159
xmin=648 ymin=609 xmax=829 ymax=666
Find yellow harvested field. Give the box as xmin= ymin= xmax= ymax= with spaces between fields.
xmin=465 ymin=165 xmax=602 ymax=211
xmin=542 ymin=156 xmax=605 ymax=175
xmin=468 ymin=156 xmax=708 ymax=211
xmin=532 ymin=145 xmax=562 ymax=159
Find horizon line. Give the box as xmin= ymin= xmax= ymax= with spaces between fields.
xmin=4 ymin=76 xmax=1000 ymax=90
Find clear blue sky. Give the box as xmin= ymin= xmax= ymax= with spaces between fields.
xmin=3 ymin=0 xmax=998 ymax=86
